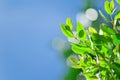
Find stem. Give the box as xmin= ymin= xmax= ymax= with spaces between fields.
xmin=110 ymin=14 xmax=118 ymax=33
xmin=109 ymin=45 xmax=116 ymax=79
xmin=74 ymin=36 xmax=79 ymax=42
xmin=96 ymin=55 xmax=103 ymax=80
xmin=110 ymin=15 xmax=113 ymax=22
xmin=113 ymin=25 xmax=118 ymax=33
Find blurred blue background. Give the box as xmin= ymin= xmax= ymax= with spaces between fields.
xmin=0 ymin=0 xmax=104 ymax=80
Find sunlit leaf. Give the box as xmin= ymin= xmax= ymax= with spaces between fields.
xmin=110 ymin=0 xmax=114 ymax=10
xmin=114 ymin=11 xmax=120 ymax=20
xmin=112 ymin=34 xmax=120 ymax=44
xmin=104 ymin=1 xmax=112 ymax=14
xmin=66 ymin=18 xmax=73 ymax=30
xmin=60 ymin=24 xmax=74 ymax=37
xmin=59 ymin=0 xmax=120 ymax=79
xmin=89 ymin=27 xmax=97 ymax=34
xmin=100 ymin=24 xmax=115 ymax=35
xmin=84 ymin=72 xmax=98 ymax=80
xmin=72 ymin=44 xmax=95 ymax=55
xmin=69 ymin=57 xmax=79 ymax=64
xmin=76 ymin=22 xmax=84 ymax=32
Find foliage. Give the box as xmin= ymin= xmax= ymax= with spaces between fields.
xmin=60 ymin=0 xmax=120 ymax=79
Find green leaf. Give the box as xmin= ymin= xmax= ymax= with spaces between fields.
xmin=110 ymin=63 xmax=120 ymax=75
xmin=91 ymin=33 xmax=101 ymax=41
xmin=89 ymin=27 xmax=97 ymax=34
xmin=114 ymin=12 xmax=120 ymax=26
xmin=60 ymin=24 xmax=74 ymax=37
xmin=116 ymin=18 xmax=120 ymax=26
xmin=99 ymin=10 xmax=110 ymax=22
xmin=110 ymin=0 xmax=114 ymax=10
xmin=104 ymin=1 xmax=112 ymax=14
xmin=76 ymin=22 xmax=86 ymax=41
xmin=91 ymin=68 xmax=99 ymax=75
xmin=114 ymin=11 xmax=120 ymax=20
xmin=72 ymin=44 xmax=95 ymax=55
xmin=72 ymin=65 xmax=82 ymax=69
xmin=78 ymin=30 xmax=86 ymax=41
xmin=101 ymin=45 xmax=112 ymax=56
xmin=91 ymin=33 xmax=112 ymax=44
xmin=100 ymin=24 xmax=115 ymax=35
xmin=66 ymin=18 xmax=73 ymax=30
xmin=76 ymin=22 xmax=84 ymax=32
xmin=112 ymin=34 xmax=120 ymax=44
xmin=69 ymin=57 xmax=79 ymax=64
xmin=84 ymin=72 xmax=98 ymax=80
xmin=116 ymin=0 xmax=120 ymax=4
xmin=71 ymin=56 xmax=85 ymax=69
xmin=78 ymin=30 xmax=84 ymax=38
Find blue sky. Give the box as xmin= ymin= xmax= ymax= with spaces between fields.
xmin=0 ymin=0 xmax=86 ymax=80
xmin=0 ymin=0 xmax=106 ymax=80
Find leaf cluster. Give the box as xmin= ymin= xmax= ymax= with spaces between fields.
xmin=60 ymin=0 xmax=120 ymax=80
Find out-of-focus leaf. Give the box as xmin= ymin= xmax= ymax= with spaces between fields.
xmin=69 ymin=57 xmax=79 ymax=64
xmin=99 ymin=10 xmax=110 ymax=22
xmin=114 ymin=11 xmax=120 ymax=20
xmin=60 ymin=24 xmax=74 ymax=37
xmin=89 ymin=27 xmax=97 ymax=34
xmin=112 ymin=34 xmax=120 ymax=44
xmin=110 ymin=63 xmax=120 ymax=75
xmin=64 ymin=68 xmax=82 ymax=80
xmin=116 ymin=18 xmax=120 ymax=26
xmin=110 ymin=0 xmax=114 ymax=10
xmin=104 ymin=1 xmax=112 ymax=14
xmin=72 ymin=65 xmax=82 ymax=69
xmin=100 ymin=24 xmax=115 ymax=35
xmin=117 ymin=0 xmax=120 ymax=4
xmin=91 ymin=68 xmax=99 ymax=75
xmin=84 ymin=72 xmax=98 ymax=80
xmin=91 ymin=33 xmax=101 ymax=41
xmin=91 ymin=33 xmax=112 ymax=45
xmin=76 ymin=22 xmax=84 ymax=32
xmin=104 ymin=0 xmax=114 ymax=15
xmin=66 ymin=18 xmax=73 ymax=30
xmin=101 ymin=45 xmax=111 ymax=56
